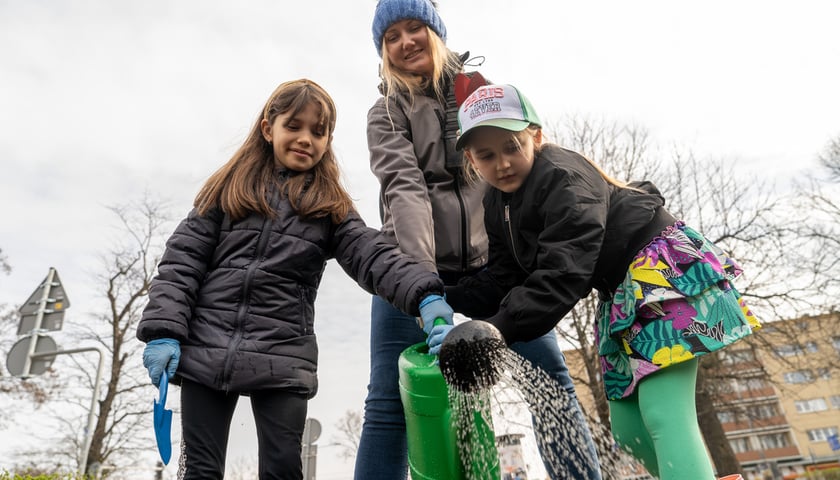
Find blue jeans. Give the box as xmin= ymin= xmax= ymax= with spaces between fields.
xmin=354 ymin=296 xmax=601 ymax=479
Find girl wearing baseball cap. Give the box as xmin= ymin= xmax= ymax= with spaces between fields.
xmin=435 ymin=83 xmax=760 ymax=480
xmin=358 ymin=1 xmax=601 ymax=479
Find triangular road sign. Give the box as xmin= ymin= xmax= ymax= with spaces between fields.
xmin=17 ymin=267 xmax=70 ymax=335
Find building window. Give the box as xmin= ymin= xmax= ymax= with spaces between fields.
xmin=784 ymin=370 xmax=814 ymax=384
xmin=721 ymin=349 xmax=756 ymax=365
xmin=831 ymin=395 xmax=840 ymax=409
xmin=795 ymin=398 xmax=828 ymax=414
xmin=759 ymin=432 xmax=792 ymax=449
xmin=804 ymin=341 xmax=818 ymax=353
xmin=733 ymin=376 xmax=770 ymax=392
xmin=729 ymin=437 xmax=751 ymax=454
xmin=718 ymin=411 xmax=736 ymax=423
xmin=748 ymin=377 xmax=770 ymax=390
xmin=775 ymin=344 xmax=803 ymax=357
xmin=749 ymin=403 xmax=780 ymax=419
xmin=807 ymin=427 xmax=839 ymax=442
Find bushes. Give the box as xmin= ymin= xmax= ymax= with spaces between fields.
xmin=802 ymin=467 xmax=840 ymax=480
xmin=0 ymin=473 xmax=93 ymax=480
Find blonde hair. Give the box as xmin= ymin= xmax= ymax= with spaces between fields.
xmin=379 ymin=26 xmax=461 ymax=106
xmin=463 ymin=126 xmax=630 ymax=188
xmin=195 ymin=79 xmax=354 ymax=223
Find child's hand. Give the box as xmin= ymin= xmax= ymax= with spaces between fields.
xmin=418 ymin=294 xmax=454 ymax=334
xmin=426 ymin=323 xmax=455 ymax=356
xmin=143 ymin=338 xmax=181 ymax=387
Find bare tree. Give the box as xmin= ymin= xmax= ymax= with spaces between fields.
xmin=695 ymin=351 xmax=745 ymax=475
xmin=544 ymin=115 xmax=832 ymax=475
xmin=550 ymin=115 xmax=662 ymax=182
xmin=331 ymin=409 xmax=363 ymax=461
xmin=10 ymin=195 xmax=173 ymax=475
xmin=686 ymin=145 xmax=840 ymax=476
xmin=652 ymin=154 xmax=798 ymax=476
xmin=0 ymin=247 xmax=10 ymax=275
xmin=547 ymin=117 xmax=662 ymax=431
xmin=818 ymin=134 xmax=840 ymax=182
xmin=0 ymin=248 xmax=17 ymax=393
xmin=547 ymin=117 xmax=673 ymax=430
xmin=791 ymin=139 xmax=840 ymax=312
xmin=0 ymin=248 xmax=16 ymax=352
xmin=78 ymin=196 xmax=172 ymax=474
xmin=741 ymin=136 xmax=840 ymax=393
xmin=720 ymin=134 xmax=840 ymax=400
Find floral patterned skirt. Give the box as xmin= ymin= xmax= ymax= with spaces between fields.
xmin=597 ymin=222 xmax=761 ymax=401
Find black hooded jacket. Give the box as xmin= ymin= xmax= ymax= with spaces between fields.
xmin=137 ymin=182 xmax=443 ymax=397
xmin=445 ymin=144 xmax=674 ymax=345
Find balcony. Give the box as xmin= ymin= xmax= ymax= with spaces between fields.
xmin=719 ymin=386 xmax=778 ymax=403
xmin=722 ymin=415 xmax=789 ymax=433
xmin=736 ymin=445 xmax=800 ymax=463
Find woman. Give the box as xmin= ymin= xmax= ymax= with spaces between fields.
xmin=355 ymin=2 xmax=601 ymax=479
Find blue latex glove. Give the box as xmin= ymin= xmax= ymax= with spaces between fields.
xmin=418 ymin=294 xmax=454 ymax=335
xmin=143 ymin=338 xmax=180 ymax=388
xmin=427 ymin=323 xmax=455 ymax=356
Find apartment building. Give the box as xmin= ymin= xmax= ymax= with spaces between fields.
xmin=563 ymin=312 xmax=840 ymax=479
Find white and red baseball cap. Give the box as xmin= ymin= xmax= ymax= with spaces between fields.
xmin=455 ymin=84 xmax=542 ymax=150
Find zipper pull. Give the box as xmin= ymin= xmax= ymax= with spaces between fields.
xmin=504 ymin=204 xmax=510 ymax=223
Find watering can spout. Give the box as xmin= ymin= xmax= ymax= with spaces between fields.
xmin=438 ymin=321 xmax=507 ymax=393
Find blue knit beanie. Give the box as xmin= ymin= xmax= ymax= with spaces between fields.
xmin=371 ymin=0 xmax=447 ymax=56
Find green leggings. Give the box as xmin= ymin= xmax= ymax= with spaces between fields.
xmin=609 ymin=358 xmax=716 ymax=480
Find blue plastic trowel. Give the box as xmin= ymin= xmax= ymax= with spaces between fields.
xmin=153 ymin=371 xmax=172 ymax=465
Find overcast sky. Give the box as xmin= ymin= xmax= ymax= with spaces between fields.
xmin=2 ymin=0 xmax=839 ymax=478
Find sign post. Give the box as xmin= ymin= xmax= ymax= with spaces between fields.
xmin=17 ymin=267 xmax=70 ymax=335
xmin=29 ymin=346 xmax=106 ymax=476
xmin=4 ymin=267 xmax=103 ymax=476
xmin=16 ymin=267 xmax=69 ymax=378
xmin=302 ymin=417 xmax=321 ymax=480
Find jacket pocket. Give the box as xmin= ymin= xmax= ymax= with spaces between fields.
xmin=298 ymin=285 xmax=315 ymax=336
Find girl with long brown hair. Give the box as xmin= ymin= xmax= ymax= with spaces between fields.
xmin=137 ymin=78 xmax=454 ymax=480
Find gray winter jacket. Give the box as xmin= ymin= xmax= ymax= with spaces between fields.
xmin=367 ymin=81 xmax=488 ymax=275
xmin=137 ymin=182 xmax=444 ymax=397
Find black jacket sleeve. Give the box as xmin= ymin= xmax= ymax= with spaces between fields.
xmin=137 ymin=207 xmax=223 ymax=343
xmin=330 ymin=211 xmax=444 ymax=316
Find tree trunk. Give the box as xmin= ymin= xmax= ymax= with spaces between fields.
xmin=582 ymin=343 xmax=611 ymax=428
xmin=696 ymin=364 xmax=741 ymax=476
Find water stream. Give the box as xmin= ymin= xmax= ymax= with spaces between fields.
xmin=446 ymin=347 xmax=639 ymax=480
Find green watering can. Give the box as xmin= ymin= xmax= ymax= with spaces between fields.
xmin=399 ymin=320 xmax=501 ymax=480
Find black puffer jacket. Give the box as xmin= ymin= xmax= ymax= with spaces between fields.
xmin=137 ymin=185 xmax=443 ymax=397
xmin=445 ymin=144 xmax=674 ymax=345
